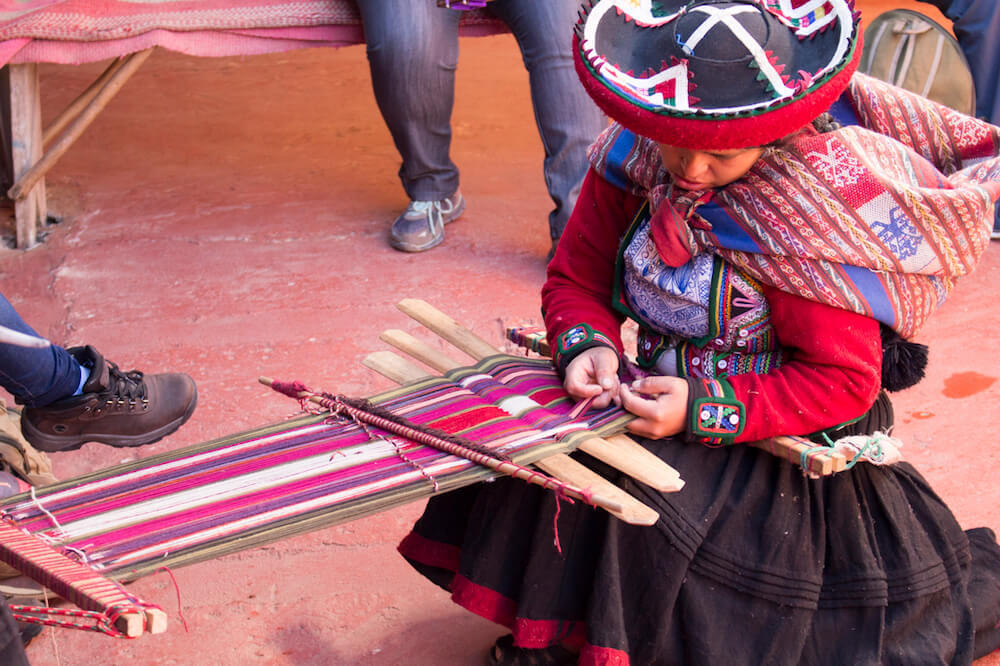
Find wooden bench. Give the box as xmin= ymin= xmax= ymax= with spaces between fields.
xmin=0 ymin=0 xmax=505 ymax=249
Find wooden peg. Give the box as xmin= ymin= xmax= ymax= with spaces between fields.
xmin=379 ymin=329 xmax=464 ymax=374
xmin=397 ymin=298 xmax=500 ymax=361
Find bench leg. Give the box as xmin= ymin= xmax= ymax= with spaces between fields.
xmin=2 ymin=64 xmax=46 ymax=249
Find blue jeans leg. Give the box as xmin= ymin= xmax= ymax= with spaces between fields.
xmin=0 ymin=294 xmax=80 ymax=408
xmin=491 ymin=0 xmax=607 ymax=241
xmin=941 ymin=0 xmax=1000 ymax=234
xmin=924 ymin=0 xmax=1000 ymax=125
xmin=358 ymin=0 xmax=461 ymax=202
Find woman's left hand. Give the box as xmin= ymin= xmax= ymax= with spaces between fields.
xmin=620 ymin=376 xmax=689 ymax=439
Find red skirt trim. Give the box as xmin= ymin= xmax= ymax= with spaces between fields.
xmin=399 ymin=530 xmax=631 ymax=664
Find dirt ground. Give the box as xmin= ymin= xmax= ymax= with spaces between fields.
xmin=1 ymin=1 xmax=997 ymax=664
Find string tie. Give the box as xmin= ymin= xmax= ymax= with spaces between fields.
xmin=156 ymin=566 xmax=189 ymax=632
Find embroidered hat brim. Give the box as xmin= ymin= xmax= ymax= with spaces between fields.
xmin=574 ymin=0 xmax=862 ymax=150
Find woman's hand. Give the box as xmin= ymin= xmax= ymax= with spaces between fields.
xmin=621 ymin=376 xmax=689 ymax=439
xmin=564 ymin=347 xmax=621 ymax=409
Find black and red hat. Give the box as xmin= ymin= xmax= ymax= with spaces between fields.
xmin=574 ymin=0 xmax=862 ymax=149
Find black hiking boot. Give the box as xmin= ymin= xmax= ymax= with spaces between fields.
xmin=20 ymin=346 xmax=197 ymax=452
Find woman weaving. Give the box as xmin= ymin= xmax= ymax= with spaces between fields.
xmin=397 ymin=1 xmax=1000 ymax=664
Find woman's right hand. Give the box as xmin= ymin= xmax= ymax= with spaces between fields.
xmin=563 ymin=346 xmax=621 ymax=409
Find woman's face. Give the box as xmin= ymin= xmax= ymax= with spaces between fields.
xmin=657 ymin=144 xmax=765 ymax=190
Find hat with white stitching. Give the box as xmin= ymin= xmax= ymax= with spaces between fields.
xmin=574 ymin=0 xmax=862 ymax=149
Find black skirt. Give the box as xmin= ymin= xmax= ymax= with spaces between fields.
xmin=398 ymin=438 xmax=1000 ymax=665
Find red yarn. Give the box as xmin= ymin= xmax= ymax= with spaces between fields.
xmin=269 ymin=380 xmax=310 ymax=399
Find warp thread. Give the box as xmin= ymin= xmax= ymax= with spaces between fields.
xmin=269 ymin=380 xmax=513 ymax=462
xmin=10 ymin=602 xmax=150 ymax=638
xmin=268 ymin=380 xmax=581 ymax=551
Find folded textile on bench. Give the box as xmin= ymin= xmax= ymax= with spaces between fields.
xmin=0 ymin=0 xmax=506 ymax=65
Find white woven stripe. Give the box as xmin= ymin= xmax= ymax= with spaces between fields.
xmin=40 ymin=439 xmax=402 ymax=544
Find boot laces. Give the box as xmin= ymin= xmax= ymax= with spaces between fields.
xmin=103 ymin=362 xmax=149 ymax=410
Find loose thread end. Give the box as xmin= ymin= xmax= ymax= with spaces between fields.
xmin=155 ymin=566 xmax=189 ymax=633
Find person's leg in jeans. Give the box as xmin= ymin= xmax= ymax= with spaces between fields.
xmin=0 ymin=292 xmax=197 ymax=453
xmin=358 ymin=1 xmax=465 ymax=252
xmin=921 ymin=0 xmax=1000 ymax=124
xmin=490 ymin=0 xmax=607 ymax=249
xmin=919 ymin=0 xmax=1000 ymax=237
xmin=0 ymin=293 xmax=80 ymax=408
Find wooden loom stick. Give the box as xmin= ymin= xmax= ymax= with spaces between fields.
xmin=396 ymin=298 xmax=500 ymax=361
xmin=379 ymin=328 xmax=684 ymax=493
xmin=7 ymin=48 xmax=154 ymax=202
xmin=0 ymin=521 xmax=166 ymax=637
xmin=363 ymin=350 xmax=432 ymax=386
xmin=393 ymin=300 xmax=684 ymax=488
xmin=8 ymin=63 xmax=46 ymax=248
xmin=361 ymin=350 xmax=661 ymax=526
xmin=257 ymin=377 xmax=652 ymax=525
xmin=751 ymin=436 xmax=847 ymax=476
xmin=379 ymin=329 xmax=465 ymax=374
xmin=42 ymin=56 xmax=129 ymax=146
xmin=500 ymin=315 xmax=846 ymax=478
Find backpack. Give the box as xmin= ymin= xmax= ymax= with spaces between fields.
xmin=859 ymin=8 xmax=976 ymax=116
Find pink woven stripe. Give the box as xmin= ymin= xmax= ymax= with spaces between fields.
xmin=0 ymin=521 xmax=146 ymax=612
xmin=0 ymin=356 xmax=627 ymax=579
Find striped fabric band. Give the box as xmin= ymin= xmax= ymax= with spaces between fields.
xmin=0 ymin=520 xmax=162 ymax=637
xmin=0 ymin=356 xmax=631 ymax=584
xmin=505 ymin=326 xmax=551 ymax=357
xmin=588 ymin=73 xmax=1000 ymax=338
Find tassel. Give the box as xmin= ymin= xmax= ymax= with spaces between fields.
xmin=880 ymin=324 xmax=928 ymax=392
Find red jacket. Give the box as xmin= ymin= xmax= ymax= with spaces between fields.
xmin=542 ymin=169 xmax=882 ymax=443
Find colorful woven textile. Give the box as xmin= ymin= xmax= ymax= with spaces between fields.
xmin=505 ymin=325 xmax=551 ymax=357
xmin=0 ymin=355 xmax=629 ymax=583
xmin=0 ymin=0 xmax=505 ymax=65
xmin=0 ymin=520 xmax=162 ymax=637
xmin=0 ymin=0 xmax=502 ymax=39
xmin=589 ymin=73 xmax=1000 ymax=339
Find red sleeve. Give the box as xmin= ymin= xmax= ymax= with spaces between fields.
xmin=723 ymin=285 xmax=883 ymax=442
xmin=542 ymin=169 xmax=644 ymax=362
xmin=542 ymin=169 xmax=882 ymax=442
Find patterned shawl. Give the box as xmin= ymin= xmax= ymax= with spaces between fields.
xmin=589 ymin=73 xmax=1000 ymax=339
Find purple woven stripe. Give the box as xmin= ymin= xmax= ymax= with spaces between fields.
xmin=459 ymin=374 xmax=570 ymax=430
xmin=7 ymin=423 xmax=369 ymax=529
xmin=0 ymin=356 xmax=626 ymax=579
xmin=102 ymin=451 xmax=476 ymax=574
xmin=3 ymin=420 xmax=358 ymax=521
xmin=77 ymin=448 xmax=452 ymax=568
xmin=19 ymin=435 xmax=373 ymax=531
xmin=485 ymin=357 xmax=626 ymax=431
xmin=8 ymin=373 xmax=511 ymax=526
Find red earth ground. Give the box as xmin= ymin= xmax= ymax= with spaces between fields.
xmin=1 ymin=1 xmax=997 ymax=664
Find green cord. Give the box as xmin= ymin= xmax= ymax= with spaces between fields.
xmin=799 ymin=434 xmax=885 ymax=471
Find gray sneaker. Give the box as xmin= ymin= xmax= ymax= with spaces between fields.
xmin=389 ymin=191 xmax=466 ymax=252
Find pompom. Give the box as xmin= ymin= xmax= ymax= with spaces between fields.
xmin=880 ymin=324 xmax=928 ymax=392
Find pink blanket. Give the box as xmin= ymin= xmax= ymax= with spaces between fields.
xmin=0 ymin=0 xmax=506 ymax=65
